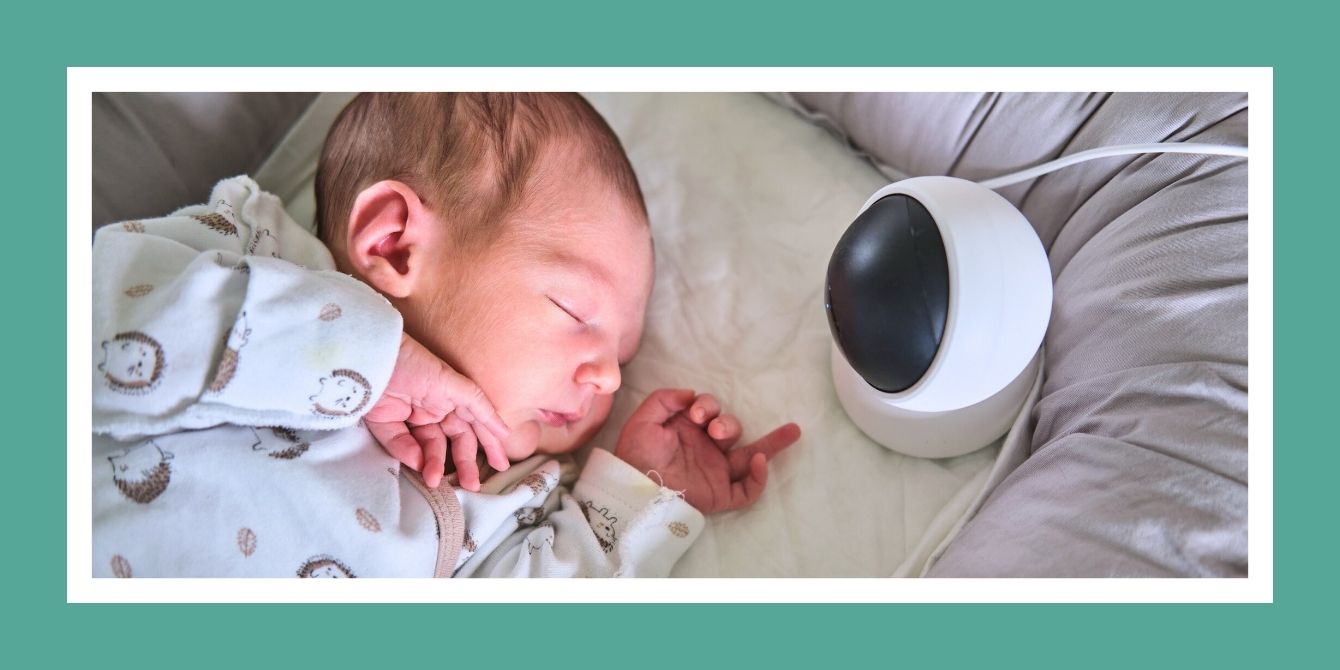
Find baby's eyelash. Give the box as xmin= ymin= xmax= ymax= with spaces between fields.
xmin=548 ymin=296 xmax=585 ymax=324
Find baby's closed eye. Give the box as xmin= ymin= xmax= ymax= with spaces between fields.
xmin=547 ymin=296 xmax=586 ymax=324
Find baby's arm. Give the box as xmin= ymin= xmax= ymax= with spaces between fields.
xmin=92 ymin=176 xmax=402 ymax=439
xmin=453 ymin=450 xmax=704 ymax=578
xmin=454 ymin=390 xmax=799 ymax=577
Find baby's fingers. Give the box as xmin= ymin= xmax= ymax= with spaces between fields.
xmin=707 ymin=414 xmax=742 ymax=448
xmin=729 ymin=423 xmax=801 ymax=478
xmin=474 ymin=420 xmax=510 ymax=473
xmin=438 ymin=369 xmax=511 ymax=440
xmin=441 ymin=414 xmax=481 ymax=492
xmin=409 ymin=423 xmax=448 ymax=489
xmin=630 ymin=388 xmax=696 ymax=425
xmin=364 ymin=392 xmax=412 ymax=424
xmin=687 ymin=394 xmax=721 ymax=425
xmin=723 ymin=453 xmax=768 ymax=512
xmin=751 ymin=422 xmax=801 ymax=457
xmin=366 ymin=420 xmax=424 ymax=472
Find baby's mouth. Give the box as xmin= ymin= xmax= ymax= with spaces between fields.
xmin=537 ymin=409 xmax=583 ymax=427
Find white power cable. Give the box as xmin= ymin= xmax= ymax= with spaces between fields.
xmin=976 ymin=142 xmax=1249 ymax=190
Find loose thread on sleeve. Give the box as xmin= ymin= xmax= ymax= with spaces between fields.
xmin=644 ymin=469 xmax=688 ymax=502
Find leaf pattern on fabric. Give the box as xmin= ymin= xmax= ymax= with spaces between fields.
xmin=110 ymin=554 xmax=132 ymax=578
xmin=237 ymin=528 xmax=257 ymax=557
xmin=355 ymin=508 xmax=382 ymax=533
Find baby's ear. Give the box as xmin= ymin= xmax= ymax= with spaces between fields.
xmin=345 ymin=180 xmax=435 ymax=300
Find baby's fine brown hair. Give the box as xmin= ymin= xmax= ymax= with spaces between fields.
xmin=316 ymin=93 xmax=646 ymax=264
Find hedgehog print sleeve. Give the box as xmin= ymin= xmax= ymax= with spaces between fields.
xmin=452 ymin=449 xmax=705 ymax=578
xmin=92 ymin=177 xmax=403 ymax=439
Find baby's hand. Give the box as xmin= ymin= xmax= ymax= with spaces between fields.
xmin=364 ymin=333 xmax=511 ymax=491
xmin=615 ymin=388 xmax=800 ymax=514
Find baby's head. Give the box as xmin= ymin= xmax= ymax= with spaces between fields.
xmin=317 ymin=93 xmax=652 ymax=462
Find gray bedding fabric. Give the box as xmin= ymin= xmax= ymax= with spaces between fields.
xmin=782 ymin=93 xmax=1248 ymax=576
xmin=92 ymin=93 xmax=317 ymax=228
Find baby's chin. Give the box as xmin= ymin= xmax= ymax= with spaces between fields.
xmin=496 ymin=417 xmax=590 ymax=460
xmin=500 ymin=418 xmax=543 ymax=461
xmin=535 ymin=419 xmax=597 ymax=455
xmin=499 ymin=398 xmax=614 ymax=460
xmin=526 ymin=415 xmax=609 ymax=457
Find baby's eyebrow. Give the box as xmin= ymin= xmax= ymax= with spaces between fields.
xmin=539 ymin=249 xmax=611 ymax=287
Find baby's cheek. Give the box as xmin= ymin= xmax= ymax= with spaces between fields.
xmin=585 ymin=394 xmax=615 ymax=435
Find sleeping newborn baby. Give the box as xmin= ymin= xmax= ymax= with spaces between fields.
xmin=90 ymin=93 xmax=799 ymax=577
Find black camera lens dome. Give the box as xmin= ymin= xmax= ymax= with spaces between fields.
xmin=825 ymin=194 xmax=949 ymax=393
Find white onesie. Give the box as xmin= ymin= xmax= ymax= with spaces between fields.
xmin=91 ymin=176 xmax=703 ymax=578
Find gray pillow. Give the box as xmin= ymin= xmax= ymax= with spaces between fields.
xmin=780 ymin=93 xmax=1248 ymax=576
xmin=92 ymin=93 xmax=316 ymax=228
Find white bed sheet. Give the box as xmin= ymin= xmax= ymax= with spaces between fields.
xmin=257 ymin=92 xmax=1006 ymax=577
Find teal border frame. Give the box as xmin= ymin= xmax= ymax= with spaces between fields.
xmin=13 ymin=0 xmax=1324 ymax=664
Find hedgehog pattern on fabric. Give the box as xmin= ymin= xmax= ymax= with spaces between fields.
xmin=296 ymin=555 xmax=356 ymax=578
xmin=248 ymin=426 xmax=311 ymax=460
xmin=309 ymin=369 xmax=372 ymax=417
xmin=193 ymin=213 xmax=238 ymax=237
xmin=526 ymin=524 xmax=556 ymax=556
xmin=99 ymin=331 xmax=165 ymax=394
xmin=514 ymin=507 xmax=545 ymax=526
xmin=582 ymin=502 xmax=618 ymax=554
xmin=108 ymin=440 xmax=174 ymax=504
xmin=207 ymin=311 xmax=250 ymax=393
xmin=214 ymin=252 xmax=250 ymax=274
xmin=246 ymin=228 xmax=279 ymax=256
xmin=520 ymin=472 xmax=554 ymax=496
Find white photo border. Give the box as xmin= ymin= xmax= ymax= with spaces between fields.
xmin=68 ymin=67 xmax=1272 ymax=603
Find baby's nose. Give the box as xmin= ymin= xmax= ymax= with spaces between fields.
xmin=576 ymin=356 xmax=621 ymax=395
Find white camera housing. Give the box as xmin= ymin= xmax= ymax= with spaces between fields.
xmin=827 ymin=177 xmax=1052 ymax=458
